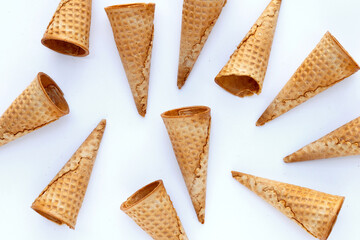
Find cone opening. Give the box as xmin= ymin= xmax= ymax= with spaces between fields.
xmin=105 ymin=3 xmax=155 ymax=12
xmin=322 ymin=196 xmax=345 ymax=240
xmin=215 ymin=75 xmax=260 ymax=97
xmin=32 ymin=208 xmax=64 ymax=225
xmin=121 ymin=180 xmax=162 ymax=211
xmin=41 ymin=37 xmax=88 ymax=57
xmin=161 ymin=106 xmax=210 ymax=118
xmin=38 ymin=73 xmax=69 ymax=114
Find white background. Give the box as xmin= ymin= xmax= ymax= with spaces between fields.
xmin=0 ymin=0 xmax=359 ymax=239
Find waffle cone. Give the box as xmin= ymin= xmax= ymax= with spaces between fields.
xmin=232 ymin=171 xmax=344 ymax=240
xmin=31 ymin=120 xmax=106 ymax=229
xmin=215 ymin=0 xmax=282 ymax=97
xmin=177 ymin=0 xmax=226 ymax=89
xmin=257 ymin=32 xmax=360 ymax=126
xmin=161 ymin=106 xmax=211 ymax=224
xmin=105 ymin=3 xmax=155 ymax=117
xmin=285 ymin=116 xmax=360 ymax=162
xmin=121 ymin=180 xmax=188 ymax=240
xmin=0 ymin=72 xmax=69 ymax=147
xmin=42 ymin=0 xmax=92 ymax=57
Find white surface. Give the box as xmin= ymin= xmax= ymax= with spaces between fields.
xmin=0 ymin=0 xmax=359 ymax=239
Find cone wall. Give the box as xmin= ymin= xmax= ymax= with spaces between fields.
xmin=177 ymin=0 xmax=226 ymax=89
xmin=42 ymin=0 xmax=92 ymax=56
xmin=257 ymin=32 xmax=360 ymax=126
xmin=121 ymin=180 xmax=188 ymax=240
xmin=215 ymin=0 xmax=282 ymax=97
xmin=105 ymin=3 xmax=155 ymax=117
xmin=161 ymin=106 xmax=211 ymax=224
xmin=0 ymin=72 xmax=69 ymax=147
xmin=232 ymin=171 xmax=344 ymax=240
xmin=31 ymin=120 xmax=106 ymax=229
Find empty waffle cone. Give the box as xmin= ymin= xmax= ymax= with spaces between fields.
xmin=177 ymin=0 xmax=227 ymax=89
xmin=161 ymin=106 xmax=211 ymax=224
xmin=42 ymin=0 xmax=92 ymax=57
xmin=31 ymin=119 xmax=106 ymax=229
xmin=0 ymin=72 xmax=69 ymax=147
xmin=232 ymin=171 xmax=344 ymax=240
xmin=105 ymin=3 xmax=155 ymax=117
xmin=215 ymin=0 xmax=282 ymax=97
xmin=257 ymin=32 xmax=360 ymax=126
xmin=285 ymin=116 xmax=360 ymax=163
xmin=121 ymin=180 xmax=188 ymax=240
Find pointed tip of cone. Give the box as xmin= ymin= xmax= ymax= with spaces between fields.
xmin=177 ymin=79 xmax=185 ymax=89
xmin=232 ymin=171 xmax=244 ymax=178
xmin=283 ymin=155 xmax=292 ymax=163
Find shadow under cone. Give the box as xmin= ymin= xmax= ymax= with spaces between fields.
xmin=0 ymin=72 xmax=69 ymax=147
xmin=121 ymin=180 xmax=188 ymax=240
xmin=42 ymin=0 xmax=92 ymax=57
xmin=177 ymin=0 xmax=226 ymax=89
xmin=285 ymin=116 xmax=360 ymax=163
xmin=31 ymin=120 xmax=106 ymax=229
xmin=257 ymin=32 xmax=360 ymax=126
xmin=232 ymin=171 xmax=344 ymax=240
xmin=105 ymin=3 xmax=155 ymax=117
xmin=215 ymin=0 xmax=282 ymax=97
xmin=161 ymin=106 xmax=211 ymax=224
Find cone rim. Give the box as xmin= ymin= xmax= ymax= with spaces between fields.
xmin=120 ymin=180 xmax=163 ymax=212
xmin=41 ymin=34 xmax=89 ymax=57
xmin=161 ymin=106 xmax=210 ymax=119
xmin=37 ymin=72 xmax=70 ymax=115
xmin=31 ymin=203 xmax=75 ymax=229
xmin=105 ymin=3 xmax=155 ymax=12
xmin=215 ymin=74 xmax=260 ymax=97
xmin=321 ymin=196 xmax=344 ymax=240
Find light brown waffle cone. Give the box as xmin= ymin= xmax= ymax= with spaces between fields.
xmin=257 ymin=32 xmax=360 ymax=126
xmin=177 ymin=0 xmax=226 ymax=89
xmin=42 ymin=0 xmax=92 ymax=57
xmin=105 ymin=3 xmax=155 ymax=117
xmin=0 ymin=72 xmax=69 ymax=147
xmin=31 ymin=119 xmax=106 ymax=229
xmin=121 ymin=180 xmax=188 ymax=240
xmin=232 ymin=171 xmax=344 ymax=240
xmin=161 ymin=106 xmax=211 ymax=224
xmin=285 ymin=116 xmax=360 ymax=163
xmin=215 ymin=0 xmax=282 ymax=97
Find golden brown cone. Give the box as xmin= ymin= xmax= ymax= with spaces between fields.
xmin=42 ymin=0 xmax=92 ymax=57
xmin=0 ymin=72 xmax=69 ymax=147
xmin=31 ymin=119 xmax=106 ymax=229
xmin=105 ymin=3 xmax=155 ymax=117
xmin=121 ymin=180 xmax=188 ymax=240
xmin=215 ymin=0 xmax=282 ymax=97
xmin=232 ymin=171 xmax=344 ymax=240
xmin=161 ymin=106 xmax=211 ymax=224
xmin=177 ymin=0 xmax=227 ymax=89
xmin=257 ymin=32 xmax=360 ymax=126
xmin=285 ymin=116 xmax=360 ymax=163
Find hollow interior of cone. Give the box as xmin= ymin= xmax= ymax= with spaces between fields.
xmin=165 ymin=107 xmax=208 ymax=117
xmin=122 ymin=181 xmax=160 ymax=209
xmin=216 ymin=75 xmax=259 ymax=97
xmin=42 ymin=39 xmax=86 ymax=56
xmin=40 ymin=74 xmax=69 ymax=112
xmin=33 ymin=209 xmax=63 ymax=225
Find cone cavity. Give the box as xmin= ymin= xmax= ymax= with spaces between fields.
xmin=121 ymin=180 xmax=188 ymax=240
xmin=42 ymin=0 xmax=92 ymax=56
xmin=105 ymin=3 xmax=155 ymax=117
xmin=257 ymin=32 xmax=360 ymax=126
xmin=232 ymin=171 xmax=344 ymax=240
xmin=177 ymin=0 xmax=227 ymax=89
xmin=31 ymin=120 xmax=106 ymax=229
xmin=215 ymin=0 xmax=282 ymax=97
xmin=161 ymin=106 xmax=211 ymax=223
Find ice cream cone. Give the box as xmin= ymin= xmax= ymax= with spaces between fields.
xmin=257 ymin=32 xmax=360 ymax=126
xmin=121 ymin=180 xmax=188 ymax=240
xmin=31 ymin=119 xmax=106 ymax=229
xmin=285 ymin=116 xmax=360 ymax=163
xmin=105 ymin=3 xmax=155 ymax=117
xmin=177 ymin=0 xmax=226 ymax=89
xmin=232 ymin=171 xmax=344 ymax=240
xmin=0 ymin=72 xmax=69 ymax=147
xmin=42 ymin=0 xmax=92 ymax=57
xmin=215 ymin=0 xmax=282 ymax=97
xmin=161 ymin=106 xmax=211 ymax=224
